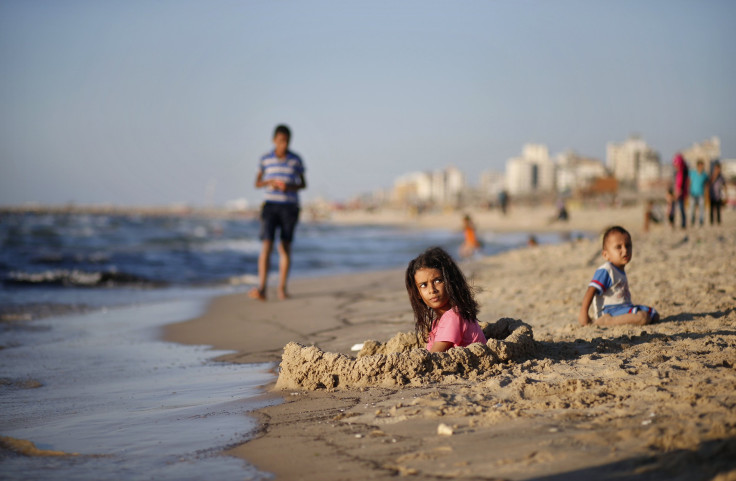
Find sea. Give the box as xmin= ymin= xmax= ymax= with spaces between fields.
xmin=0 ymin=211 xmax=584 ymax=480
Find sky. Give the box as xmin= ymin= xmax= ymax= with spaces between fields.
xmin=0 ymin=0 xmax=734 ymax=207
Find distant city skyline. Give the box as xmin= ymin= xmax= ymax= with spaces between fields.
xmin=1 ymin=1 xmax=734 ymax=207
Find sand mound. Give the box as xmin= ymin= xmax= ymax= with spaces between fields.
xmin=356 ymin=331 xmax=422 ymax=357
xmin=276 ymin=318 xmax=535 ymax=390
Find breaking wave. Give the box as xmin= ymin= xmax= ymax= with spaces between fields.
xmin=5 ymin=269 xmax=162 ymax=288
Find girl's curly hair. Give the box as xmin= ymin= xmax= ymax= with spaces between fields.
xmin=405 ymin=246 xmax=479 ymax=342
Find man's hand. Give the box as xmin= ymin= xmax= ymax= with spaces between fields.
xmin=270 ymin=180 xmax=287 ymax=191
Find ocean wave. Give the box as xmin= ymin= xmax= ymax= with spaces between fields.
xmin=31 ymin=252 xmax=111 ymax=265
xmin=226 ymin=274 xmax=259 ymax=286
xmin=5 ymin=269 xmax=162 ymax=288
xmin=196 ymin=238 xmax=262 ymax=254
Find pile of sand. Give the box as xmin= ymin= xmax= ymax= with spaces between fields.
xmin=275 ymin=318 xmax=536 ymax=390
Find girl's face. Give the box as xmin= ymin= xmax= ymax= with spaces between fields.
xmin=414 ymin=267 xmax=451 ymax=316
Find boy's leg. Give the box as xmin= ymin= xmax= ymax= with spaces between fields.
xmin=250 ymin=240 xmax=273 ymax=300
xmin=277 ymin=241 xmax=291 ymax=299
xmin=594 ymin=310 xmax=650 ymax=326
xmin=251 ymin=203 xmax=278 ymax=300
xmin=276 ymin=203 xmax=300 ymax=300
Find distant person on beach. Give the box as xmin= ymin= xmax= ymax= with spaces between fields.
xmin=709 ymin=160 xmax=726 ymax=225
xmin=689 ymin=159 xmax=709 ymax=227
xmin=498 ymin=190 xmax=509 ymax=215
xmin=459 ymin=214 xmax=482 ymax=259
xmin=406 ymin=247 xmax=487 ymax=352
xmin=665 ymin=187 xmax=675 ymax=229
xmin=249 ymin=124 xmax=306 ymax=301
xmin=555 ymin=198 xmax=569 ymax=222
xmin=643 ymin=198 xmax=664 ymax=232
xmin=671 ymin=153 xmax=689 ymax=229
xmin=578 ymin=226 xmax=659 ymax=327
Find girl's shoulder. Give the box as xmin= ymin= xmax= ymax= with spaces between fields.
xmin=442 ymin=308 xmax=480 ymax=327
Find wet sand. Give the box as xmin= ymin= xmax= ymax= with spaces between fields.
xmin=165 ymin=204 xmax=736 ymax=480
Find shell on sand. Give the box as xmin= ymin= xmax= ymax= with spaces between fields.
xmin=276 ymin=318 xmax=536 ymax=390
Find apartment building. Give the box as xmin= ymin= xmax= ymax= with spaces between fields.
xmin=505 ymin=144 xmax=556 ymax=196
xmin=606 ymin=136 xmax=660 ymax=186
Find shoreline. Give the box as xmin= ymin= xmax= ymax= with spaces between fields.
xmin=164 ymin=208 xmax=736 ymax=480
xmin=325 ymin=202 xmax=638 ymax=233
xmin=0 ymin=296 xmax=280 ymax=480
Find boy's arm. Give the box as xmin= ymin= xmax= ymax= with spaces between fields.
xmin=254 ymin=170 xmax=269 ymax=188
xmin=578 ymin=286 xmax=597 ymax=326
xmin=255 ymin=171 xmax=287 ymax=191
xmin=284 ymin=173 xmax=306 ymax=192
xmin=256 ymin=170 xmax=273 ymax=189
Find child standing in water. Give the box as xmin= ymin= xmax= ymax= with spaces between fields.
xmin=406 ymin=247 xmax=487 ymax=352
xmin=579 ymin=226 xmax=659 ymax=326
xmin=459 ymin=214 xmax=482 ymax=258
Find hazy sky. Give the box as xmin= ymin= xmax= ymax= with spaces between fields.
xmin=1 ymin=0 xmax=734 ymax=207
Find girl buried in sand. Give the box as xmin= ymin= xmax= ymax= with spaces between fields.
xmin=406 ymin=247 xmax=487 ymax=352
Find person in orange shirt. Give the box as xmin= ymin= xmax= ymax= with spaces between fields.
xmin=459 ymin=214 xmax=482 ymax=259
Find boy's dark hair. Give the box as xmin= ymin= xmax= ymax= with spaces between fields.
xmin=273 ymin=124 xmax=291 ymax=141
xmin=405 ymin=247 xmax=479 ymax=341
xmin=602 ymin=225 xmax=630 ymax=248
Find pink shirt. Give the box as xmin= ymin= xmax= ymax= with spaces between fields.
xmin=426 ymin=308 xmax=487 ymax=351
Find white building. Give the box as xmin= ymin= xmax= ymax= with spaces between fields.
xmin=637 ymin=157 xmax=663 ymax=191
xmin=554 ymin=151 xmax=607 ymax=193
xmin=444 ymin=166 xmax=465 ymax=205
xmin=225 ymin=198 xmax=250 ymax=211
xmin=392 ymin=166 xmax=466 ymax=207
xmin=392 ymin=172 xmax=429 ymax=205
xmin=681 ymin=136 xmax=721 ymax=172
xmin=721 ymin=159 xmax=736 ymax=180
xmin=505 ymin=144 xmax=555 ymax=196
xmin=606 ymin=136 xmax=660 ymax=186
xmin=480 ymin=170 xmax=506 ymax=197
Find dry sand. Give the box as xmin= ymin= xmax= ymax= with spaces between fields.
xmin=165 ymin=204 xmax=736 ymax=481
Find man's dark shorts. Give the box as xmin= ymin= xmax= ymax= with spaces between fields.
xmin=259 ymin=202 xmax=300 ymax=243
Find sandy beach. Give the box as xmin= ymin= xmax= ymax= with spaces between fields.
xmin=165 ymin=204 xmax=736 ymax=480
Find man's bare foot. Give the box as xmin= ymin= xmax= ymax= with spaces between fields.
xmin=249 ymin=288 xmax=266 ymax=301
xmin=278 ymin=290 xmax=290 ymax=300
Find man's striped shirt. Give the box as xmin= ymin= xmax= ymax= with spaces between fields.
xmin=258 ymin=151 xmax=305 ymax=204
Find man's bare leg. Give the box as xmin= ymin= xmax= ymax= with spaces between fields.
xmin=249 ymin=240 xmax=273 ymax=301
xmin=277 ymin=241 xmax=291 ymax=299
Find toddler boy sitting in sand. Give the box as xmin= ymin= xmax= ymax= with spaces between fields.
xmin=579 ymin=226 xmax=659 ymax=326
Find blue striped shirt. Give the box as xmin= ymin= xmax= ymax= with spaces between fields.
xmin=258 ymin=150 xmax=305 ymax=204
